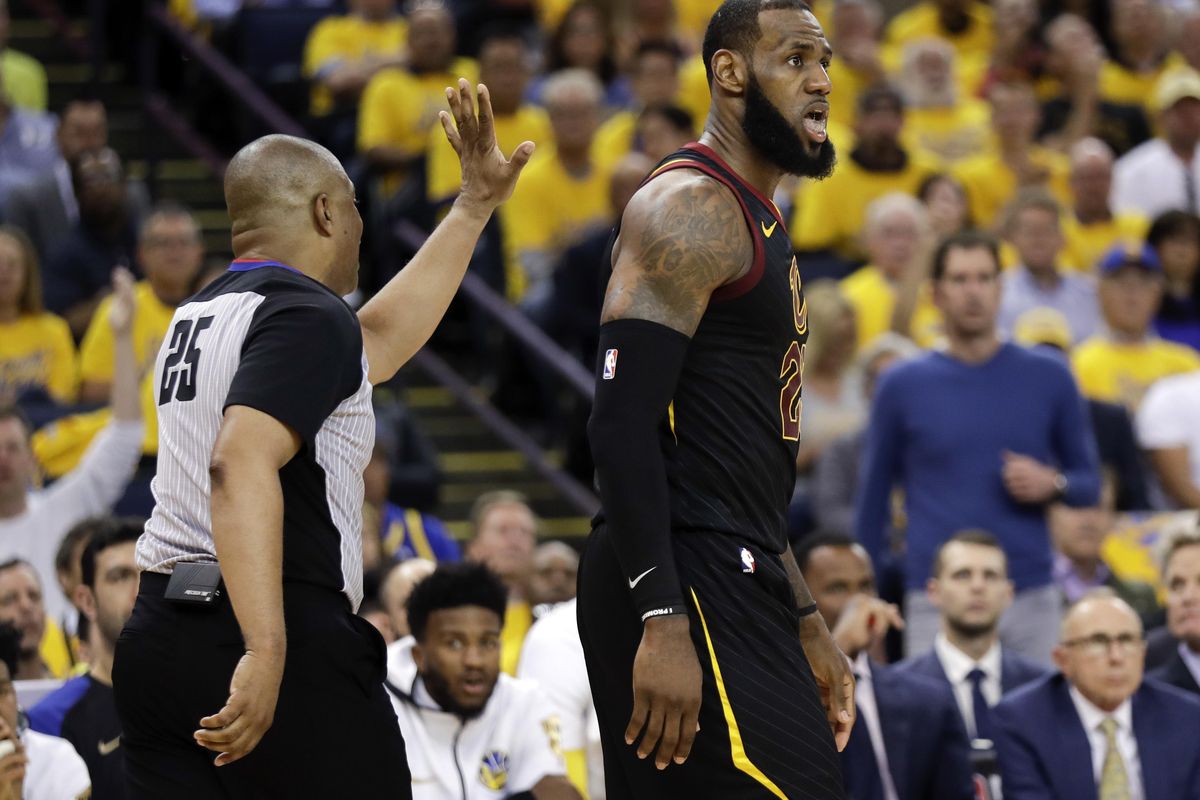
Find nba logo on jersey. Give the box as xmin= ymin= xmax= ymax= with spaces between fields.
xmin=740 ymin=547 xmax=756 ymax=574
xmin=603 ymin=348 xmax=619 ymax=380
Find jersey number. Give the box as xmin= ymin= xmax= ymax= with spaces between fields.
xmin=778 ymin=341 xmax=804 ymax=441
xmin=158 ymin=316 xmax=213 ymax=404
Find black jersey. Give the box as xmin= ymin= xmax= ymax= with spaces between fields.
xmin=636 ymin=144 xmax=807 ymax=554
xmin=28 ymin=674 xmax=126 ymax=799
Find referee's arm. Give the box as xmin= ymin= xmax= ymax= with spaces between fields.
xmin=193 ymin=405 xmax=300 ymax=766
xmin=357 ymin=79 xmax=533 ymax=384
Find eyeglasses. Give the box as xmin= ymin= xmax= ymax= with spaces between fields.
xmin=1061 ymin=632 xmax=1145 ymax=657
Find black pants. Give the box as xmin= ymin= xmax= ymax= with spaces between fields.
xmin=114 ymin=573 xmax=410 ymax=799
xmin=577 ymin=526 xmax=846 ymax=799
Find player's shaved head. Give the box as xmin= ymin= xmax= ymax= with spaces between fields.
xmin=224 ymin=134 xmax=349 ymax=235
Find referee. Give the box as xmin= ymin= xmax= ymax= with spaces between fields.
xmin=112 ymin=81 xmax=533 ymax=799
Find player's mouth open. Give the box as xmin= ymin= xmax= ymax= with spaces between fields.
xmin=802 ymin=106 xmax=828 ymax=143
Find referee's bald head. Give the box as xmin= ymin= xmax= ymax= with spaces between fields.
xmin=224 ymin=134 xmax=350 ymax=235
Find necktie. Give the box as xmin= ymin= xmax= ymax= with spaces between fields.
xmin=1098 ymin=718 xmax=1131 ymax=800
xmin=967 ymin=667 xmax=993 ymax=741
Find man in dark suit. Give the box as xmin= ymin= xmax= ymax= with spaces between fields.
xmin=1050 ymin=478 xmax=1162 ymax=628
xmin=3 ymin=98 xmax=106 ymax=262
xmin=797 ymin=532 xmax=975 ymax=800
xmin=897 ymin=531 xmax=1049 ymax=741
xmin=1149 ymin=527 xmax=1200 ymax=694
xmin=993 ymin=590 xmax=1200 ymax=800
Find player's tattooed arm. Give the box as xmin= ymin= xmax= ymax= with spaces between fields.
xmin=601 ymin=171 xmax=751 ymax=334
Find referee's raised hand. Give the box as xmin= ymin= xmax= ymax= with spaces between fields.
xmin=439 ymin=78 xmax=534 ymax=214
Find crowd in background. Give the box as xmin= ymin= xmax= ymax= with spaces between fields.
xmin=2 ymin=0 xmax=1200 ymax=797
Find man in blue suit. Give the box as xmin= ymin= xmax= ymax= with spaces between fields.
xmin=1148 ymin=528 xmax=1200 ymax=695
xmin=993 ymin=590 xmax=1200 ymax=800
xmin=896 ymin=531 xmax=1048 ymax=740
xmin=798 ymin=533 xmax=975 ymax=800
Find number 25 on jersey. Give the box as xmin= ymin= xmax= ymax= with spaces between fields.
xmin=158 ymin=316 xmax=213 ymax=404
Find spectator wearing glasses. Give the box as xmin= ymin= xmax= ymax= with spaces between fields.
xmin=1149 ymin=528 xmax=1200 ymax=694
xmin=993 ymin=590 xmax=1200 ymax=800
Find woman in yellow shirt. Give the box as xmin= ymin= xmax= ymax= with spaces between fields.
xmin=0 ymin=226 xmax=77 ymax=406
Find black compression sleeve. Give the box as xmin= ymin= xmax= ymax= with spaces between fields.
xmin=587 ymin=318 xmax=690 ymax=621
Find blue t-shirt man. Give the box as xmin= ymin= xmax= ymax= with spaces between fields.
xmin=855 ymin=342 xmax=1100 ymax=659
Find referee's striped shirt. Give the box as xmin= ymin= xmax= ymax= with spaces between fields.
xmin=137 ymin=260 xmax=373 ymax=610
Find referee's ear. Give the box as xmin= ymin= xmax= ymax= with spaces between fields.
xmin=314 ymin=193 xmax=335 ymax=236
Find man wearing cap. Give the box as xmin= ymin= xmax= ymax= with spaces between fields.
xmin=1112 ymin=67 xmax=1200 ymax=218
xmin=1073 ymin=243 xmax=1200 ymax=411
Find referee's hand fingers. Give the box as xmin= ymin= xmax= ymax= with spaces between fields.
xmin=636 ymin=703 xmax=666 ymax=760
xmin=199 ymin=705 xmax=237 ymax=731
xmin=625 ymin=690 xmax=649 ymax=746
xmin=672 ymin=705 xmax=701 ymax=766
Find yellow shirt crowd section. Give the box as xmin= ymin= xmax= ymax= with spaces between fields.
xmin=303 ymin=14 xmax=409 ymax=117
xmin=30 ymin=283 xmax=175 ymax=478
xmin=1072 ymin=338 xmax=1200 ymax=412
xmin=0 ymin=314 xmax=76 ymax=404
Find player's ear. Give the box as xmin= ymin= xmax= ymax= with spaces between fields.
xmin=711 ymin=49 xmax=748 ymax=97
xmin=314 ymin=193 xmax=335 ymax=236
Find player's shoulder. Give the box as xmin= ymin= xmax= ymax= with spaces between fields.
xmin=624 ymin=163 xmax=745 ymax=230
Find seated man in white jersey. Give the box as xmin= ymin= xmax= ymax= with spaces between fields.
xmin=386 ymin=562 xmax=580 ymax=800
xmin=0 ymin=622 xmax=90 ymax=800
xmin=518 ymin=598 xmax=604 ymax=799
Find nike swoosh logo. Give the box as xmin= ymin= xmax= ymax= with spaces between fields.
xmin=98 ymin=736 xmax=120 ymax=756
xmin=761 ymin=219 xmax=778 ymax=238
xmin=628 ymin=567 xmax=657 ymax=589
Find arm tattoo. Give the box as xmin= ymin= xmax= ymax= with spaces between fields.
xmin=601 ymin=175 xmax=750 ymax=335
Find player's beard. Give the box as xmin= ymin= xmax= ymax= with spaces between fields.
xmin=422 ymin=666 xmax=491 ymax=722
xmin=742 ymin=72 xmax=836 ymax=179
